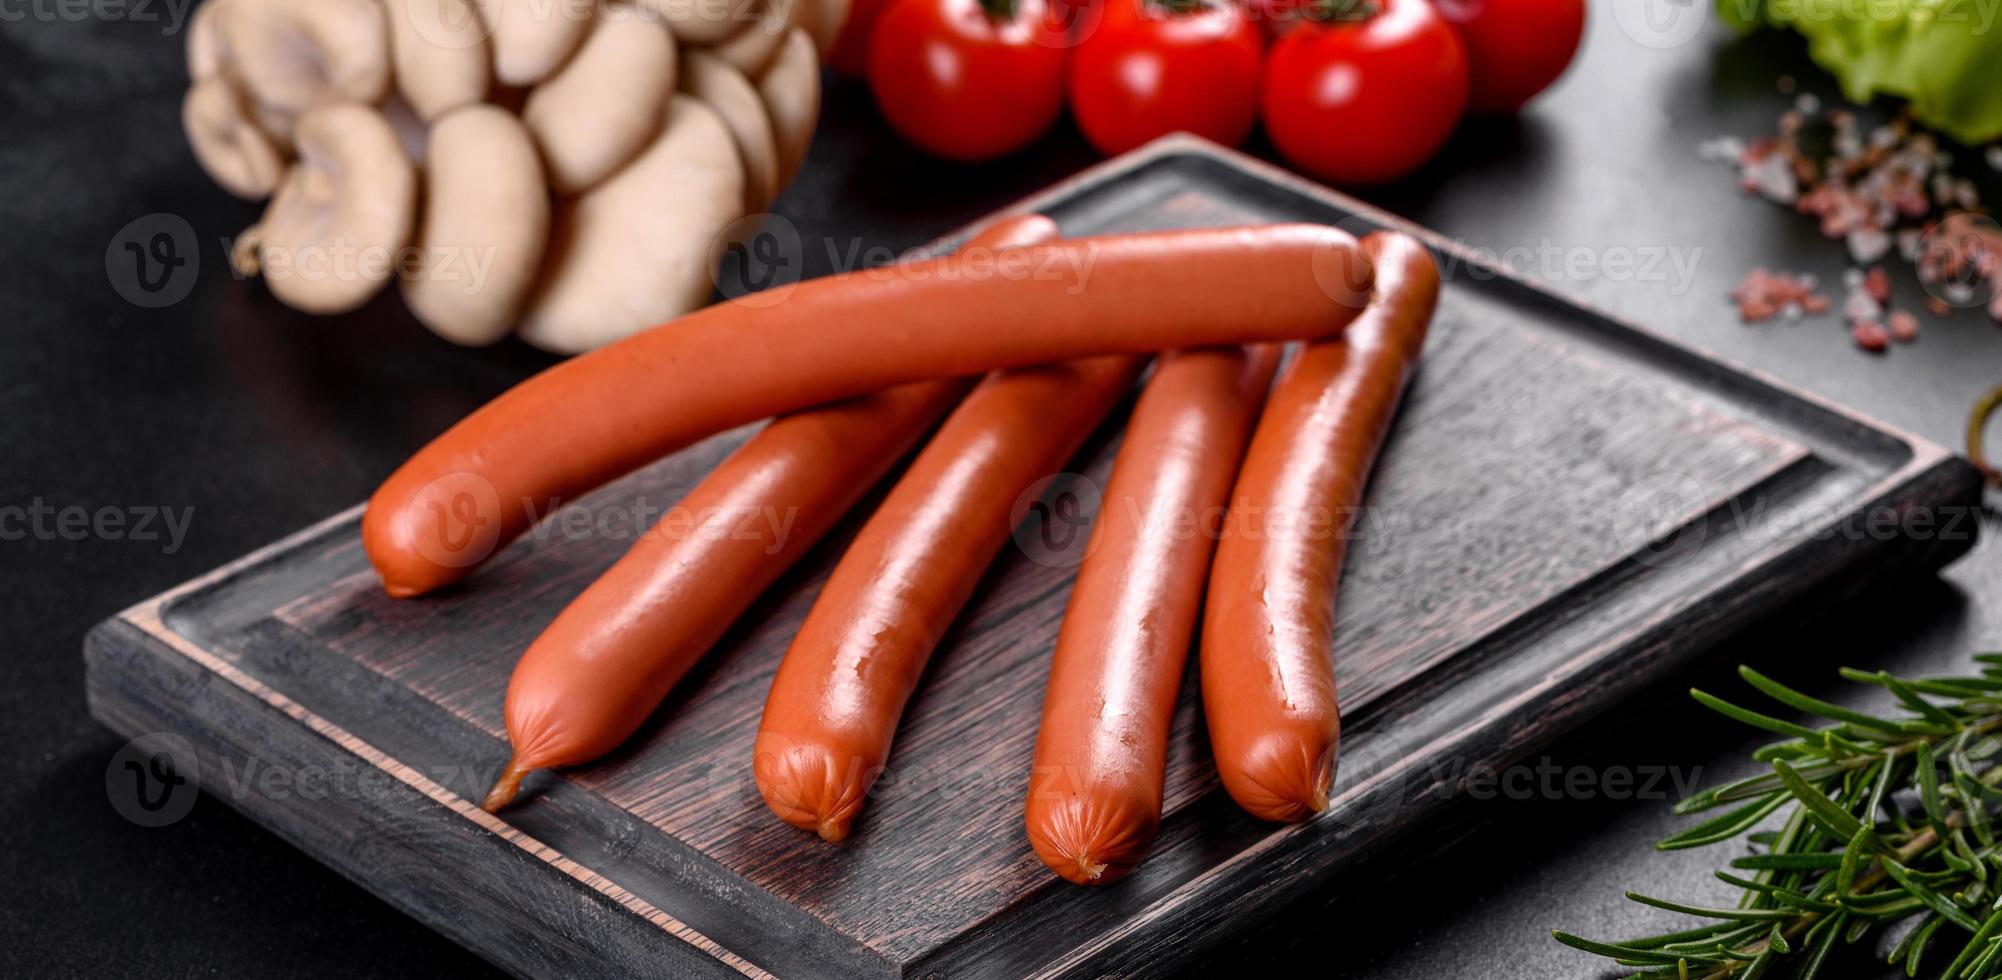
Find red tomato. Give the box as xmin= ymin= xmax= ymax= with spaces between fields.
xmin=1430 ymin=0 xmax=1584 ymax=112
xmin=1069 ymin=0 xmax=1263 ymax=156
xmin=831 ymin=0 xmax=896 ymax=77
xmin=867 ymin=0 xmax=1070 ymax=162
xmin=1262 ymin=0 xmax=1469 ymax=186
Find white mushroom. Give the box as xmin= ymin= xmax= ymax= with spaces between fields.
xmin=382 ymin=0 xmax=491 ymax=120
xmin=523 ymin=6 xmax=677 ymax=195
xmin=233 ymin=103 xmax=417 ymax=315
xmin=402 ymin=105 xmax=550 ymax=345
xmin=680 ymin=50 xmax=779 ymax=214
xmin=475 ymin=0 xmax=597 ymax=87
xmin=186 ymin=0 xmax=233 ymax=82
xmin=519 ymin=96 xmax=745 ymax=353
xmin=704 ymin=0 xmax=789 ymax=78
xmin=218 ymin=0 xmax=391 ymax=117
xmin=383 ymin=94 xmax=433 ymax=165
xmin=183 ymin=77 xmax=286 ymax=200
xmin=796 ymin=0 xmax=847 ymax=59
xmin=758 ymin=28 xmax=820 ymax=186
xmin=633 ymin=0 xmax=761 ymax=45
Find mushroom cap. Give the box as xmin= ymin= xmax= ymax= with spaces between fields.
xmin=183 ymin=77 xmax=287 ymax=200
xmin=519 ymin=95 xmax=746 ymax=353
xmin=475 ymin=0 xmax=596 ymax=87
xmin=680 ymin=50 xmax=779 ymax=214
xmin=236 ymin=102 xmax=417 ymax=315
xmin=402 ymin=105 xmax=550 ymax=345
xmin=219 ymin=0 xmax=391 ymax=114
xmin=382 ymin=94 xmax=433 ymax=165
xmin=382 ymin=0 xmax=491 ymax=120
xmin=633 ymin=0 xmax=762 ymax=45
xmin=186 ymin=0 xmax=233 ymax=82
xmin=523 ymin=6 xmax=677 ymax=196
xmin=758 ymin=28 xmax=820 ymax=186
xmin=797 ymin=0 xmax=847 ymax=58
xmin=703 ymin=0 xmax=788 ymax=79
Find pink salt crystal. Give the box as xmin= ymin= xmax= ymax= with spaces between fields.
xmin=1851 ymin=321 xmax=1890 ymax=351
xmin=1848 ymin=227 xmax=1890 ymax=263
xmin=1888 ymin=310 xmax=1920 ymax=342
xmin=1865 ymin=266 xmax=1892 ymax=303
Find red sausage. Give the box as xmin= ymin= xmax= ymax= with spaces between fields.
xmin=363 ymin=224 xmax=1373 ymax=598
xmin=755 ymin=355 xmax=1146 ymax=842
xmin=480 ymin=216 xmax=1064 ymax=812
xmin=1026 ymin=343 xmax=1282 ymax=884
xmin=1200 ymin=232 xmax=1439 ymax=823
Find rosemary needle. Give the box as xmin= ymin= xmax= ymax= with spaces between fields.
xmin=1558 ymin=659 xmax=2002 ymax=979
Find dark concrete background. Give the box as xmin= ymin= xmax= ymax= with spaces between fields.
xmin=3 ymin=4 xmax=1999 ymax=976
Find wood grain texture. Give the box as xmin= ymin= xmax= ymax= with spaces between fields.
xmin=86 ymin=137 xmax=1984 ymax=979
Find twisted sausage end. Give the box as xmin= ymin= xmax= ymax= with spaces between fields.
xmin=1025 ymin=793 xmax=1158 ymax=886
xmin=752 ymin=734 xmax=871 ymax=843
xmin=482 ymin=757 xmax=530 ymax=813
xmin=1219 ymin=730 xmax=1338 ymax=824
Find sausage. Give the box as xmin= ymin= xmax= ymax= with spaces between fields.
xmin=480 ymin=215 xmax=1064 ymax=812
xmin=363 ymin=223 xmax=1374 ymax=598
xmin=1200 ymin=232 xmax=1439 ymax=823
xmin=1025 ymin=343 xmax=1282 ymax=884
xmin=754 ymin=354 xmax=1146 ymax=842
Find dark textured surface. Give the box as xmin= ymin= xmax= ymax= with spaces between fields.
xmin=4 ymin=7 xmax=2002 ymax=980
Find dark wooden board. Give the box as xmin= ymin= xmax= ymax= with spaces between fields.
xmin=85 ymin=136 xmax=1984 ymax=979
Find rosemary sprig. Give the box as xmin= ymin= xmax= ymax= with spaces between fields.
xmin=1555 ymin=660 xmax=2002 ymax=979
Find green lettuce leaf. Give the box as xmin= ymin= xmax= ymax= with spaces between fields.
xmin=1720 ymin=0 xmax=2002 ymax=144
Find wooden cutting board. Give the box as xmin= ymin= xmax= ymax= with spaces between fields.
xmin=85 ymin=137 xmax=1983 ymax=979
